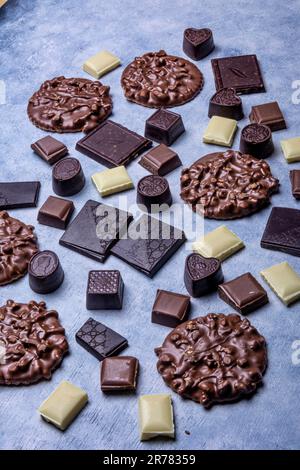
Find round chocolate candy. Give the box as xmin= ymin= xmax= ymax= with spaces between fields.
xmin=52 ymin=157 xmax=85 ymax=196
xmin=239 ymin=123 xmax=274 ymax=158
xmin=136 ymin=175 xmax=172 ymax=212
xmin=28 ymin=250 xmax=64 ymax=294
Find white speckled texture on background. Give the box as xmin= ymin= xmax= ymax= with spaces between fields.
xmin=1 ymin=0 xmax=300 ymax=450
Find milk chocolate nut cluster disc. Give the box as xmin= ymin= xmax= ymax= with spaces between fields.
xmin=0 ymin=211 xmax=38 ymax=285
xmin=121 ymin=50 xmax=204 ymax=108
xmin=155 ymin=313 xmax=267 ymax=408
xmin=27 ymin=76 xmax=112 ymax=133
xmin=180 ymin=150 xmax=279 ymax=219
xmin=0 ymin=300 xmax=68 ymax=385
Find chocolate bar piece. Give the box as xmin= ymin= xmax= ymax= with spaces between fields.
xmin=111 ymin=214 xmax=186 ymax=277
xmin=76 ymin=317 xmax=128 ymax=361
xmin=100 ymin=356 xmax=139 ymax=392
xmin=184 ymin=253 xmax=224 ymax=297
xmin=151 ymin=289 xmax=190 ymax=327
xmin=218 ymin=272 xmax=268 ymax=314
xmin=138 ymin=144 xmax=182 ymax=176
xmin=76 ymin=120 xmax=152 ymax=168
xmin=139 ymin=394 xmax=174 ymax=441
xmin=31 ymin=136 xmax=68 ymax=165
xmin=261 ymin=262 xmax=300 ymax=305
xmin=83 ymin=50 xmax=121 ymax=79
xmin=211 ymin=55 xmax=265 ymax=94
xmin=0 ymin=181 xmax=40 ymax=210
xmin=193 ymin=225 xmax=244 ymax=261
xmin=249 ymin=101 xmax=286 ymax=131
xmin=60 ymin=200 xmax=133 ymax=262
xmin=136 ymin=175 xmax=172 ymax=212
xmin=203 ymin=116 xmax=237 ymax=147
xmin=144 ymin=109 xmax=185 ymax=146
xmin=290 ymin=170 xmax=300 ymax=199
xmin=28 ymin=250 xmax=64 ymax=294
xmin=86 ymin=270 xmax=124 ymax=310
xmin=183 ymin=28 xmax=215 ymax=60
xmin=261 ymin=207 xmax=300 ymax=257
xmin=239 ymin=123 xmax=274 ymax=158
xmin=38 ymin=381 xmax=88 ymax=431
xmin=91 ymin=166 xmax=133 ymax=197
xmin=281 ymin=137 xmax=300 ymax=163
xmin=37 ymin=196 xmax=74 ymax=229
xmin=52 ymin=157 xmax=85 ymax=196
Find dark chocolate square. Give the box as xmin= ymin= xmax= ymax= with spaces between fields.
xmin=59 ymin=200 xmax=133 ymax=262
xmin=290 ymin=170 xmax=300 ymax=199
xmin=111 ymin=214 xmax=186 ymax=277
xmin=101 ymin=356 xmax=139 ymax=391
xmin=86 ymin=270 xmax=124 ymax=310
xmin=145 ymin=109 xmax=185 ymax=146
xmin=0 ymin=181 xmax=40 ymax=210
xmin=75 ymin=317 xmax=128 ymax=361
xmin=211 ymin=55 xmax=265 ymax=94
xmin=31 ymin=136 xmax=68 ymax=165
xmin=218 ymin=273 xmax=268 ymax=314
xmin=261 ymin=207 xmax=300 ymax=257
xmin=152 ymin=289 xmax=190 ymax=327
xmin=249 ymin=101 xmax=286 ymax=131
xmin=37 ymin=195 xmax=74 ymax=229
xmin=138 ymin=144 xmax=182 ymax=176
xmin=76 ymin=120 xmax=152 ymax=168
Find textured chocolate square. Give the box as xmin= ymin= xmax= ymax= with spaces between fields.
xmin=111 ymin=214 xmax=186 ymax=277
xmin=261 ymin=207 xmax=300 ymax=256
xmin=31 ymin=136 xmax=68 ymax=165
xmin=86 ymin=270 xmax=124 ymax=310
xmin=38 ymin=196 xmax=74 ymax=229
xmin=75 ymin=317 xmax=128 ymax=361
xmin=249 ymin=101 xmax=286 ymax=131
xmin=138 ymin=144 xmax=182 ymax=176
xmin=59 ymin=200 xmax=133 ymax=262
xmin=290 ymin=170 xmax=300 ymax=199
xmin=211 ymin=55 xmax=265 ymax=94
xmin=145 ymin=109 xmax=185 ymax=146
xmin=76 ymin=120 xmax=152 ymax=168
xmin=0 ymin=181 xmax=40 ymax=210
xmin=152 ymin=289 xmax=190 ymax=327
xmin=101 ymin=356 xmax=139 ymax=392
xmin=218 ymin=272 xmax=268 ymax=314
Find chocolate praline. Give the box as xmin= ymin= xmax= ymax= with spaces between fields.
xmin=208 ymin=88 xmax=244 ymax=120
xmin=52 ymin=157 xmax=85 ymax=196
xmin=28 ymin=250 xmax=64 ymax=294
xmin=239 ymin=123 xmax=274 ymax=158
xmin=136 ymin=175 xmax=172 ymax=212
xmin=184 ymin=253 xmax=224 ymax=297
xmin=183 ymin=28 xmax=215 ymax=60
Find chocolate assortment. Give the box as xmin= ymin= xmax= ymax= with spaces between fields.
xmin=180 ymin=150 xmax=279 ymax=219
xmin=121 ymin=50 xmax=204 ymax=107
xmin=0 ymin=300 xmax=68 ymax=385
xmin=136 ymin=175 xmax=172 ymax=212
xmin=28 ymin=250 xmax=64 ymax=294
xmin=0 ymin=182 xmax=40 ymax=210
xmin=155 ymin=314 xmax=267 ymax=407
xmin=239 ymin=123 xmax=274 ymax=158
xmin=27 ymin=76 xmax=112 ymax=133
xmin=0 ymin=211 xmax=38 ymax=285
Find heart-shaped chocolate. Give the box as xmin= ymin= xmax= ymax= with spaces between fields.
xmin=184 ymin=253 xmax=223 ymax=297
xmin=208 ymin=87 xmax=244 ymax=120
xmin=183 ymin=28 xmax=215 ymax=60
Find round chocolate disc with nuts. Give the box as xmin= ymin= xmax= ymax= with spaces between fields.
xmin=0 ymin=300 xmax=68 ymax=385
xmin=155 ymin=313 xmax=267 ymax=408
xmin=121 ymin=50 xmax=204 ymax=108
xmin=27 ymin=76 xmax=112 ymax=133
xmin=180 ymin=150 xmax=279 ymax=219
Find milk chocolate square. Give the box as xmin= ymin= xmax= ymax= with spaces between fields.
xmin=31 ymin=136 xmax=68 ymax=165
xmin=290 ymin=170 xmax=300 ymax=199
xmin=101 ymin=356 xmax=139 ymax=392
xmin=139 ymin=144 xmax=182 ymax=176
xmin=249 ymin=101 xmax=286 ymax=131
xmin=38 ymin=196 xmax=74 ymax=229
xmin=152 ymin=289 xmax=190 ymax=327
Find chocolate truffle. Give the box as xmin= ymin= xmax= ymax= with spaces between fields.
xmin=86 ymin=270 xmax=124 ymax=310
xmin=28 ymin=250 xmax=64 ymax=294
xmin=144 ymin=108 xmax=185 ymax=146
xmin=239 ymin=123 xmax=274 ymax=158
xmin=184 ymin=253 xmax=224 ymax=297
xmin=136 ymin=175 xmax=172 ymax=212
xmin=208 ymin=88 xmax=244 ymax=120
xmin=183 ymin=28 xmax=215 ymax=60
xmin=52 ymin=157 xmax=85 ymax=196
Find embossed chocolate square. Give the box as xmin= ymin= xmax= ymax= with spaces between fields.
xmin=86 ymin=270 xmax=124 ymax=310
xmin=145 ymin=109 xmax=185 ymax=146
xmin=101 ymin=356 xmax=139 ymax=392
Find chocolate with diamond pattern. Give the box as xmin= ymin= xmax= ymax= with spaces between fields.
xmin=155 ymin=313 xmax=267 ymax=407
xmin=86 ymin=270 xmax=124 ymax=310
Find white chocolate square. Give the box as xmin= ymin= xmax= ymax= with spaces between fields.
xmin=203 ymin=116 xmax=237 ymax=147
xmin=139 ymin=394 xmax=174 ymax=441
xmin=193 ymin=225 xmax=244 ymax=261
xmin=261 ymin=262 xmax=300 ymax=305
xmin=91 ymin=166 xmax=133 ymax=197
xmin=281 ymin=137 xmax=300 ymax=163
xmin=83 ymin=50 xmax=121 ymax=79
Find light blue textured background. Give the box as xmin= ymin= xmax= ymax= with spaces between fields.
xmin=1 ymin=0 xmax=300 ymax=451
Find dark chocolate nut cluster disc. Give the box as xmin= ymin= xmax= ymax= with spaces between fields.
xmin=121 ymin=50 xmax=204 ymax=108
xmin=155 ymin=313 xmax=267 ymax=408
xmin=0 ymin=211 xmax=38 ymax=285
xmin=27 ymin=76 xmax=112 ymax=133
xmin=180 ymin=150 xmax=279 ymax=219
xmin=0 ymin=300 xmax=68 ymax=385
